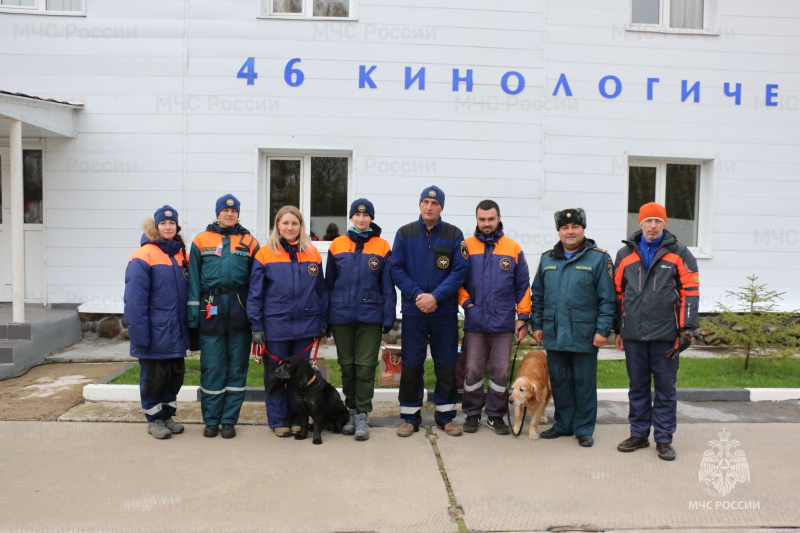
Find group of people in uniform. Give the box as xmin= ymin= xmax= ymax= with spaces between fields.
xmin=123 ymin=186 xmax=698 ymax=461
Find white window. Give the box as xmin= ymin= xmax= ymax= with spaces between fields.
xmin=261 ymin=0 xmax=357 ymax=19
xmin=0 ymin=0 xmax=84 ymax=15
xmin=626 ymin=159 xmax=708 ymax=251
xmin=0 ymin=149 xmax=44 ymax=224
xmin=262 ymin=153 xmax=350 ymax=243
xmin=629 ymin=0 xmax=711 ymax=32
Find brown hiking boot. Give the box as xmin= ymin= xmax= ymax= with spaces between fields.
xmin=396 ymin=422 xmax=419 ymax=437
xmin=437 ymin=421 xmax=462 ymax=437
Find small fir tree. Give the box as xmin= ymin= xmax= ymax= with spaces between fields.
xmin=700 ymin=275 xmax=800 ymax=370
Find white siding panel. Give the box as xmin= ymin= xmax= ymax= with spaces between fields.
xmin=45 ymin=151 xmax=184 ymax=173
xmin=48 ymin=191 xmax=184 ymax=210
xmin=47 ymin=172 xmax=183 ymax=191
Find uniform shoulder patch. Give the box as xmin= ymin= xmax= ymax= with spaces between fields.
xmin=460 ymin=241 xmax=468 ymax=260
xmin=592 ymin=247 xmax=608 ymax=253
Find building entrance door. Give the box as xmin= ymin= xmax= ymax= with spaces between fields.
xmin=0 ymin=147 xmax=45 ymax=303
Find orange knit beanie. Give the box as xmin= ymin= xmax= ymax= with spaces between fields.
xmin=638 ymin=202 xmax=668 ymax=225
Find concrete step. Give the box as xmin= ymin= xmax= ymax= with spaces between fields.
xmin=0 ymin=339 xmax=29 ymax=364
xmin=0 ymin=310 xmax=82 ymax=380
xmin=0 ymin=323 xmax=32 ymax=340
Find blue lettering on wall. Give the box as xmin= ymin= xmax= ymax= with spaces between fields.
xmin=500 ymin=71 xmax=525 ymax=95
xmin=360 ymin=65 xmax=378 ymax=89
xmin=598 ymin=75 xmax=622 ymax=99
xmin=452 ymin=69 xmax=474 ymax=92
xmin=552 ymin=73 xmax=573 ymax=97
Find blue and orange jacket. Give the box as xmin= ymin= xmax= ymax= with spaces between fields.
xmin=458 ymin=226 xmax=531 ymax=333
xmin=614 ymin=229 xmax=700 ymax=342
xmin=124 ymin=224 xmax=189 ymax=359
xmin=187 ymin=223 xmax=259 ymax=330
xmin=325 ymin=223 xmax=396 ymax=327
xmin=391 ymin=216 xmax=469 ymax=317
xmin=247 ymin=239 xmax=328 ymax=341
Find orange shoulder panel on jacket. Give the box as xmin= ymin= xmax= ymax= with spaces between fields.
xmin=363 ymin=237 xmax=391 ymax=256
xmin=493 ymin=236 xmax=522 ymax=259
xmin=465 ymin=236 xmax=484 ymax=255
xmin=193 ymin=231 xmax=220 ymax=249
xmin=328 ymin=235 xmax=353 ymax=255
xmin=254 ymin=246 xmax=291 ymax=265
xmin=129 ymin=244 xmax=172 ymax=267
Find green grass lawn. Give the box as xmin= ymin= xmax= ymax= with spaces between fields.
xmin=110 ymin=356 xmax=800 ymax=389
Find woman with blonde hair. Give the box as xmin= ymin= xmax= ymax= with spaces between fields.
xmin=247 ymin=205 xmax=328 ymax=437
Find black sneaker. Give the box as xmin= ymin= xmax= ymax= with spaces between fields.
xmin=487 ymin=416 xmax=510 ymax=436
xmin=220 ymin=424 xmax=236 ymax=439
xmin=463 ymin=415 xmax=480 ymax=433
xmin=203 ymin=424 xmax=219 ymax=438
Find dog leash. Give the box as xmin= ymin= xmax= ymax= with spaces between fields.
xmin=505 ymin=338 xmax=526 ymax=438
xmin=252 ymin=338 xmax=321 ymax=366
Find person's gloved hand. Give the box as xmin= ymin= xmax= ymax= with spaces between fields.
xmin=382 ymin=325 xmax=392 ymax=335
xmin=326 ymin=326 xmax=333 ymax=338
xmin=188 ymin=328 xmax=200 ymax=351
xmin=318 ymin=327 xmax=327 ymax=340
xmin=251 ymin=330 xmax=265 ymax=346
xmin=665 ymin=332 xmax=692 ymax=359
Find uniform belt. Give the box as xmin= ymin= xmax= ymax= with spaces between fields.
xmin=214 ymin=286 xmax=240 ymax=294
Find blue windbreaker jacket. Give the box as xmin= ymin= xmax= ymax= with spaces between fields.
xmin=391 ymin=216 xmax=468 ymax=317
xmin=124 ymin=232 xmax=189 ymax=359
xmin=325 ymin=223 xmax=396 ymax=327
xmin=247 ymin=239 xmax=328 ymax=341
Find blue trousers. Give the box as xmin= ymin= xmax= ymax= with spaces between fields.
xmin=624 ymin=340 xmax=679 ymax=444
xmin=139 ymin=358 xmax=185 ymax=423
xmin=398 ymin=314 xmax=458 ymax=426
xmin=546 ymin=350 xmax=597 ymax=436
xmin=262 ymin=337 xmax=315 ymax=429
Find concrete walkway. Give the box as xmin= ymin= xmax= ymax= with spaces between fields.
xmin=1 ymin=419 xmax=798 ymax=532
xmin=0 ymin=340 xmax=797 ymax=531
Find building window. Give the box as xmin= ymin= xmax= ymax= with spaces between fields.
xmin=627 ymin=161 xmax=701 ymax=247
xmin=0 ymin=0 xmax=84 ymax=15
xmin=630 ymin=0 xmax=705 ymax=31
xmin=265 ymin=155 xmax=349 ymax=241
xmin=0 ymin=150 xmax=43 ymax=224
xmin=262 ymin=0 xmax=356 ymax=19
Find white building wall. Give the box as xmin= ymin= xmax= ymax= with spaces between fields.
xmin=543 ymin=0 xmax=800 ymax=310
xmin=0 ymin=0 xmax=798 ymax=310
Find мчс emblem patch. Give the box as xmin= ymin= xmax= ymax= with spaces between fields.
xmin=307 ymin=263 xmax=319 ymax=276
xmin=368 ymin=257 xmax=380 ymax=270
xmin=499 ymin=257 xmax=511 ymax=270
xmin=437 ymin=256 xmax=450 ymax=269
xmin=358 ymin=204 xmax=366 ymax=212
xmin=460 ymin=241 xmax=468 ymax=260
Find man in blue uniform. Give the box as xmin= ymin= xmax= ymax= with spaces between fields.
xmin=531 ymin=208 xmax=615 ymax=447
xmin=392 ymin=186 xmax=469 ymax=437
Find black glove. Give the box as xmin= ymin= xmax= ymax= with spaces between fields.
xmin=251 ymin=330 xmax=265 ymax=346
xmin=188 ymin=328 xmax=200 ymax=351
xmin=382 ymin=325 xmax=392 ymax=334
xmin=665 ymin=332 xmax=692 ymax=359
xmin=318 ymin=327 xmax=327 ymax=340
xmin=326 ymin=326 xmax=333 ymax=338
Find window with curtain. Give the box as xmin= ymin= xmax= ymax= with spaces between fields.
xmin=265 ymin=0 xmax=354 ymax=18
xmin=630 ymin=0 xmax=704 ymax=30
xmin=0 ymin=0 xmax=83 ymax=12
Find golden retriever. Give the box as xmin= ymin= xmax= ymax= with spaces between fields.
xmin=508 ymin=351 xmax=552 ymax=439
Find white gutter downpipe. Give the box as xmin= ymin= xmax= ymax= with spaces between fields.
xmin=9 ymin=118 xmax=25 ymax=323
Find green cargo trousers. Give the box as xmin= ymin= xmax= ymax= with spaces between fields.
xmin=331 ymin=323 xmax=382 ymax=413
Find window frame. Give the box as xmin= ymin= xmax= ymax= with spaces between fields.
xmin=0 ymin=0 xmax=86 ymax=16
xmin=625 ymin=156 xmax=713 ymax=258
xmin=259 ymin=148 xmax=353 ymax=252
xmin=627 ymin=0 xmax=718 ymax=35
xmin=258 ymin=0 xmax=358 ymax=21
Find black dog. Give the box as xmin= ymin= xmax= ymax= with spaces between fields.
xmin=274 ymin=354 xmax=349 ymax=445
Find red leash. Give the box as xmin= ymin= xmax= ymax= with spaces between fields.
xmin=252 ymin=338 xmax=321 ymax=366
